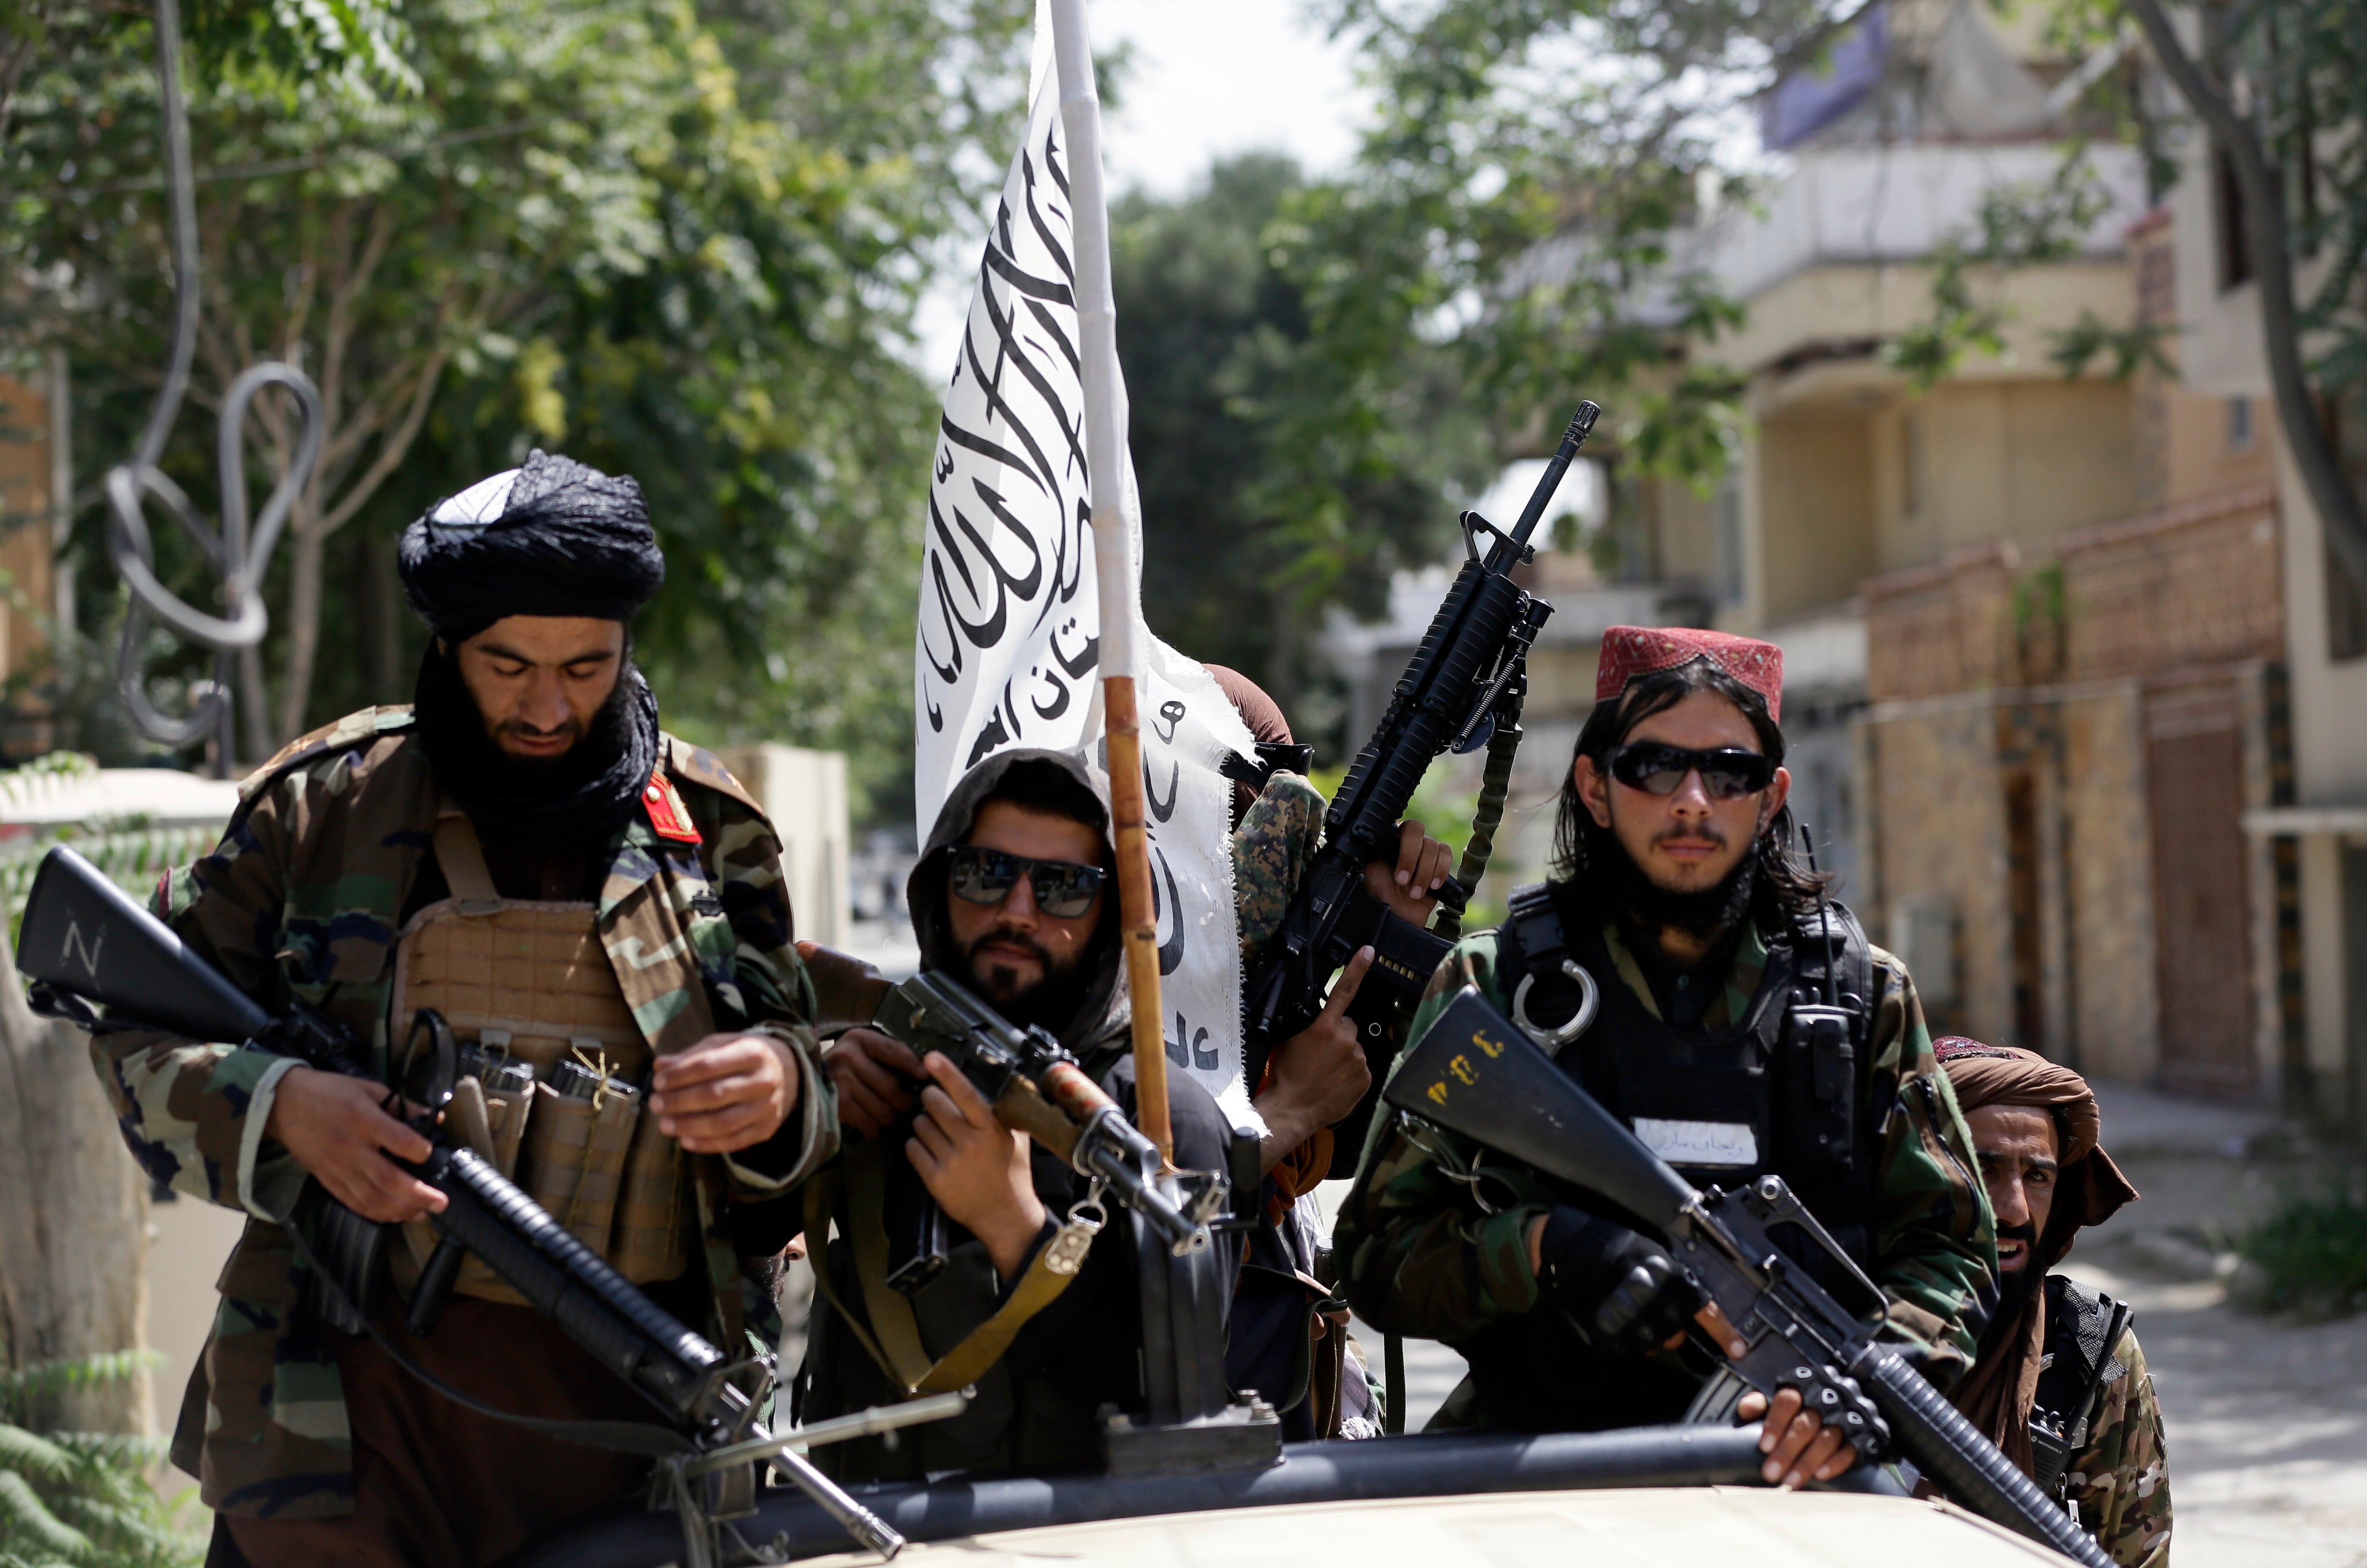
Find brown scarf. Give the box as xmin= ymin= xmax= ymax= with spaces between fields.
xmin=1936 ymin=1039 xmax=2140 ymax=1475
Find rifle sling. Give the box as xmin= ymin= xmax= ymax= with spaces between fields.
xmin=818 ymin=1140 xmax=1084 ymax=1395
xmin=275 ymin=1188 xmax=697 ymax=1462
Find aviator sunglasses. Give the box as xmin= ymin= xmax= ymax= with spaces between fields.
xmin=1604 ymin=742 xmax=1776 ymax=800
xmin=947 ymin=844 xmax=1109 ymax=919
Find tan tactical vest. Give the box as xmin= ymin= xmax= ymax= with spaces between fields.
xmin=389 ymin=808 xmax=688 ymax=1301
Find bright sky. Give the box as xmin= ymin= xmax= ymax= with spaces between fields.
xmin=911 ymin=0 xmax=1369 ymax=379
xmin=1094 ymin=0 xmax=1371 ymax=198
xmin=909 ymin=2 xmax=1590 ymax=530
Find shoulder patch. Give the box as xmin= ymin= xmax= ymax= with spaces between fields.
xmin=661 ymin=733 xmax=767 ymax=822
xmin=237 ymin=706 xmax=416 ymax=801
xmin=644 ymin=771 xmax=702 ymax=844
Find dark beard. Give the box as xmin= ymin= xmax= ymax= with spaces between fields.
xmin=964 ymin=926 xmax=1097 ymax=1036
xmin=1585 ymin=815 xmax=1763 ymax=939
xmin=412 ymin=640 xmax=658 ymax=856
xmin=1996 ymin=1221 xmax=2042 ymax=1304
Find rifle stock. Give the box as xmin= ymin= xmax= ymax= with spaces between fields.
xmin=1382 ymin=985 xmax=2115 ymax=1568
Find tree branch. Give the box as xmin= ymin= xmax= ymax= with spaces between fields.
xmin=316 ymin=344 xmax=449 ymax=535
xmin=2125 ymin=0 xmax=2367 ymax=588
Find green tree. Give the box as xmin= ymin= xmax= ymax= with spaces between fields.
xmin=1282 ymin=0 xmax=1849 ymax=498
xmin=5 ymin=0 xmax=1025 ymax=814
xmin=1112 ymin=153 xmax=1490 ymax=721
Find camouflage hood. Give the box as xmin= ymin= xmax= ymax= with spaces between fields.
xmin=904 ymin=747 xmax=1128 ymax=1055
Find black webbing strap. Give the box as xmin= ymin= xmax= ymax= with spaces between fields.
xmin=1499 ymin=882 xmax=1571 ymax=984
xmin=271 ymin=1192 xmax=698 ymax=1461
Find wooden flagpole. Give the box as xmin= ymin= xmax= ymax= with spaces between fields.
xmin=1050 ymin=0 xmax=1171 ymax=1160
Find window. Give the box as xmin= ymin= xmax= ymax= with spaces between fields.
xmin=2329 ymin=393 xmax=2367 ymax=663
xmin=1712 ymin=480 xmax=1744 ymax=607
xmin=2228 ymin=396 xmax=2256 ymax=453
xmin=1904 ymin=410 xmax=1927 ymax=518
xmin=2216 ymin=142 xmax=2253 ymax=291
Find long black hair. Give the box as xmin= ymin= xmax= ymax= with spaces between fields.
xmin=1550 ymin=656 xmax=1830 ymax=926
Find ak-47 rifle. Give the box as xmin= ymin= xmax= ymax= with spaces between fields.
xmin=1381 ymin=985 xmax=2115 ymax=1568
xmin=1242 ymin=402 xmax=1596 ymax=1103
xmin=17 ymin=846 xmax=951 ymax=1567
xmin=864 ymin=970 xmax=1230 ymax=1294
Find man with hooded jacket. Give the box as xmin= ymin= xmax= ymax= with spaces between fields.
xmin=90 ymin=452 xmax=835 ymax=1568
xmin=801 ymin=748 xmax=1240 ymax=1479
xmin=1936 ymin=1038 xmax=2170 ymax=1567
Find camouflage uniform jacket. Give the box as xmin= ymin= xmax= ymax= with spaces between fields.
xmin=1336 ymin=909 xmax=1997 ymax=1424
xmin=2056 ymin=1293 xmax=2172 ymax=1567
xmin=90 ymin=706 xmax=838 ymax=1519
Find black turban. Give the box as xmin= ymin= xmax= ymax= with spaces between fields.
xmin=398 ymin=450 xmax=664 ymax=642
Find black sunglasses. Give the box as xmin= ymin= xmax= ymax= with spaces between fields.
xmin=947 ymin=844 xmax=1108 ymax=919
xmin=1604 ymin=742 xmax=1775 ymax=801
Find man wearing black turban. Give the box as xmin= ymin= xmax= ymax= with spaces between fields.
xmin=94 ymin=451 xmax=838 ymax=1568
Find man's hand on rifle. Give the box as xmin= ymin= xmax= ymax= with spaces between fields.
xmin=907 ymin=1051 xmax=1046 ymax=1280
xmin=823 ymin=1027 xmax=925 ymax=1140
xmin=266 ymin=1068 xmax=447 ymax=1224
xmin=650 ymin=1032 xmax=803 ymax=1154
xmin=1363 ymin=820 xmax=1455 ymax=926
xmin=1254 ymin=946 xmax=1376 ymax=1174
xmin=1735 ymin=1385 xmax=1860 ymax=1489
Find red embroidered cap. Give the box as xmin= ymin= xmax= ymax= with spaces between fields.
xmin=1595 ymin=625 xmax=1785 ymax=722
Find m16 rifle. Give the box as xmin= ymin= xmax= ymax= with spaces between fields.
xmin=865 ymin=970 xmax=1227 ymax=1295
xmin=1242 ymin=402 xmax=1597 ymax=1112
xmin=1381 ymin=985 xmax=2116 ymax=1568
xmin=17 ymin=845 xmax=959 ymax=1567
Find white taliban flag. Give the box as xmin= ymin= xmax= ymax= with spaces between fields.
xmin=912 ymin=5 xmax=1262 ymax=1127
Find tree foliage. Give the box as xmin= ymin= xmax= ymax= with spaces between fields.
xmin=3 ymin=0 xmax=1027 ymax=818
xmin=1113 ymin=154 xmax=1490 ymax=724
xmin=0 ymin=1353 xmax=201 ymax=1568
xmin=1283 ymin=0 xmax=1845 ymax=492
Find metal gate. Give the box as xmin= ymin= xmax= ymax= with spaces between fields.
xmin=2145 ymin=685 xmax=2256 ymax=1095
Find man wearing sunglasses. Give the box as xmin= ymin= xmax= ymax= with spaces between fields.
xmin=1338 ymin=625 xmax=1995 ymax=1487
xmin=800 ymin=748 xmax=1242 ymax=1481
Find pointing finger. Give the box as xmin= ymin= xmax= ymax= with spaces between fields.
xmin=1319 ymin=947 xmax=1377 ymax=1022
xmin=1394 ymin=820 xmax=1427 ymax=885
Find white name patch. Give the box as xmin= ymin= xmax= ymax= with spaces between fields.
xmin=1634 ymin=1118 xmax=1759 ymax=1167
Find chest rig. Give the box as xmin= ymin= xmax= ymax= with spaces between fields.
xmin=388 ymin=807 xmax=689 ymax=1301
xmin=2030 ymin=1276 xmax=2133 ymax=1504
xmin=1497 ymin=882 xmax=1877 ymax=1268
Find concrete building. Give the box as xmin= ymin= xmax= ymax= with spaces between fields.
xmin=1330 ymin=0 xmax=2331 ymax=1107
xmin=1621 ymin=0 xmax=2327 ymax=1107
xmin=2159 ymin=87 xmax=2367 ymax=1125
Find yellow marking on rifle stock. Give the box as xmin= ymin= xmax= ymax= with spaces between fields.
xmin=1473 ymin=1028 xmax=1502 ymax=1058
xmin=1449 ymin=1054 xmax=1477 ymax=1086
xmin=1426 ymin=1081 xmax=1450 ymax=1107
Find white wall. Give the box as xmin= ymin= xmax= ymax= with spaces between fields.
xmin=718 ymin=745 xmax=853 ymax=948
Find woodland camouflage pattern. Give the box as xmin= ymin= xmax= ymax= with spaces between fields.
xmin=1338 ymin=917 xmax=1997 ymax=1401
xmin=1234 ymin=771 xmax=1326 ymax=956
xmin=2069 ymin=1322 xmax=2172 ymax=1568
xmin=90 ymin=706 xmax=837 ymax=1519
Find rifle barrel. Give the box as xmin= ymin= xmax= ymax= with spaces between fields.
xmin=1505 ymin=402 xmax=1602 ymax=552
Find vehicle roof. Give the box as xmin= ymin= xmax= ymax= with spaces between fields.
xmin=795 ymin=1485 xmax=2068 ymax=1568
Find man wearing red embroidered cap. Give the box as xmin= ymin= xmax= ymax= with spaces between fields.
xmin=1339 ymin=625 xmax=1995 ymax=1487
xmin=90 ymin=452 xmax=834 ymax=1566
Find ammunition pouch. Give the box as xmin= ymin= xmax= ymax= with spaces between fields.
xmin=386 ymin=812 xmax=690 ymax=1306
